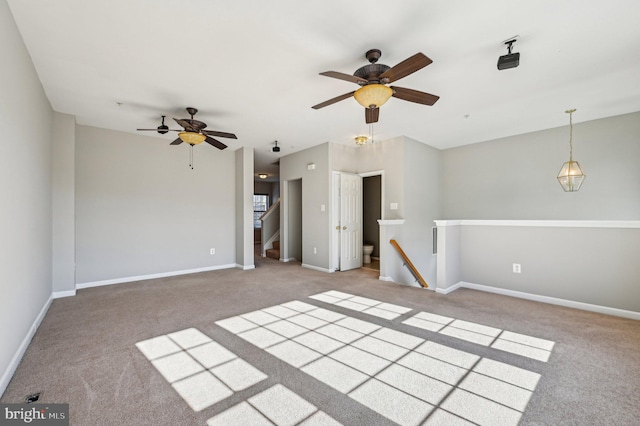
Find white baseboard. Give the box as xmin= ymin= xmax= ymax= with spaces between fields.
xmin=435 ymin=282 xmax=463 ymax=295
xmin=236 ymin=264 xmax=255 ymax=270
xmin=301 ymin=264 xmax=334 ymax=273
xmin=379 ymin=276 xmax=394 ymax=282
xmin=281 ymin=257 xmax=297 ymax=263
xmin=1 ymin=295 xmax=53 ymax=397
xmin=53 ymin=289 xmax=76 ymax=298
xmin=76 ymin=264 xmax=238 ymax=289
xmin=452 ymin=281 xmax=640 ymax=320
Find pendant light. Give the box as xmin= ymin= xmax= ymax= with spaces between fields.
xmin=557 ymin=109 xmax=586 ymax=192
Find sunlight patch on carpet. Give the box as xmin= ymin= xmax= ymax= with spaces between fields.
xmin=136 ymin=328 xmax=267 ymax=412
xmin=206 ymin=384 xmax=342 ymax=426
xmin=309 ymin=291 xmax=412 ymax=319
xmin=216 ymin=298 xmax=543 ymax=426
xmin=402 ymin=311 xmax=556 ymax=362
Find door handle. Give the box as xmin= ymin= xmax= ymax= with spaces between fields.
xmin=336 ymin=226 xmax=340 ymax=230
xmin=343 ymin=226 xmax=347 ymax=230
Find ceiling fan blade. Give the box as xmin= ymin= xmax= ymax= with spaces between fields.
xmin=312 ymin=91 xmax=355 ymax=109
xmin=320 ymin=71 xmax=367 ymax=85
xmin=137 ymin=128 xmax=159 ymax=131
xmin=170 ymin=138 xmax=183 ymax=145
xmin=205 ymin=136 xmax=228 ymax=150
xmin=390 ymin=86 xmax=440 ymax=105
xmin=202 ymin=129 xmax=237 ymax=139
xmin=173 ymin=118 xmax=196 ymax=131
xmin=379 ymin=53 xmax=432 ymax=83
xmin=365 ymin=107 xmax=379 ymax=124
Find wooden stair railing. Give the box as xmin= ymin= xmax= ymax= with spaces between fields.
xmin=389 ymin=239 xmax=429 ymax=288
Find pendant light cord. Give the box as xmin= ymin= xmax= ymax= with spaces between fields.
xmin=566 ymin=108 xmax=576 ymax=162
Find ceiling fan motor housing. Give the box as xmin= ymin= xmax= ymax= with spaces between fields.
xmin=354 ymin=64 xmax=391 ymax=85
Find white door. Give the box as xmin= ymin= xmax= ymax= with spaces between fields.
xmin=339 ymin=173 xmax=363 ymax=271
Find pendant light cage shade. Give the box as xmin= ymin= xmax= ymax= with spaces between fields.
xmin=354 ymin=84 xmax=393 ymax=108
xmin=557 ymin=160 xmax=586 ymax=192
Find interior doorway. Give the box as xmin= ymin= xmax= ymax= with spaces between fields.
xmin=331 ymin=170 xmax=384 ymax=273
xmin=285 ymin=179 xmax=302 ymax=262
xmin=362 ymin=174 xmax=382 ymax=271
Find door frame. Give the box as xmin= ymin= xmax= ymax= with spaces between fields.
xmin=331 ymin=170 xmax=385 ymax=272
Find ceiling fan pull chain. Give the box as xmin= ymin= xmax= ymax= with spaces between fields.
xmin=189 ymin=144 xmax=194 ymax=170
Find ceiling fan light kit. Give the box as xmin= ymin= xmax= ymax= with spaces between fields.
xmin=178 ymin=131 xmax=206 ymax=145
xmin=354 ymin=135 xmax=369 ymax=146
xmin=557 ymin=108 xmax=586 ymax=192
xmin=354 ymin=84 xmax=393 ymax=109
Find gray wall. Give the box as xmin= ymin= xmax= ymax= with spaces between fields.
xmin=354 ymin=137 xmax=405 ymax=220
xmin=460 ymin=225 xmax=640 ymax=312
xmin=0 ymin=0 xmax=53 ymax=394
xmin=52 ymin=112 xmax=76 ymax=294
xmin=438 ymin=112 xmax=640 ymax=313
xmin=442 ymin=112 xmax=640 ymax=220
xmin=397 ymin=138 xmax=442 ymax=288
xmin=280 ymin=143 xmax=330 ymax=269
xmin=235 ymin=148 xmax=254 ymax=269
xmin=75 ymin=126 xmax=236 ymax=283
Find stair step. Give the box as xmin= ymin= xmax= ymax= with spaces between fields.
xmin=265 ymin=249 xmax=280 ymax=260
xmin=272 ymin=241 xmax=280 ymax=250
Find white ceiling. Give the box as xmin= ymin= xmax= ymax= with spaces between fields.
xmin=8 ymin=0 xmax=640 ymax=179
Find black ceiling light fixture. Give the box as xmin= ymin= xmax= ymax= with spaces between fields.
xmin=272 ymin=140 xmax=280 ymax=153
xmin=497 ymin=38 xmax=520 ymax=70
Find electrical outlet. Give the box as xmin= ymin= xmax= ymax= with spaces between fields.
xmin=210 ymin=248 xmax=215 ymax=255
xmin=313 ymin=247 xmax=317 ymax=254
xmin=513 ymin=263 xmax=521 ymax=273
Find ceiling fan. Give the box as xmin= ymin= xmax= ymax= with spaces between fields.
xmin=137 ymin=107 xmax=237 ymax=150
xmin=312 ymin=49 xmax=440 ymax=124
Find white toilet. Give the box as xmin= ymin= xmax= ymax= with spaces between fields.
xmin=363 ymin=244 xmax=374 ymax=264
